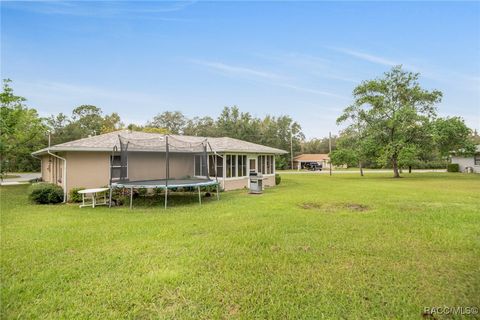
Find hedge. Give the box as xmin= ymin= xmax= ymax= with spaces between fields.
xmin=29 ymin=183 xmax=64 ymax=204
xmin=447 ymin=163 xmax=460 ymax=172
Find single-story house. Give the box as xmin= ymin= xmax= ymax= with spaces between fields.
xmin=293 ymin=154 xmax=329 ymax=170
xmin=450 ymin=145 xmax=480 ymax=173
xmin=32 ymin=130 xmax=287 ymax=200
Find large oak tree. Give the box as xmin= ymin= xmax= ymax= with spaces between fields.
xmin=338 ymin=66 xmax=442 ymax=178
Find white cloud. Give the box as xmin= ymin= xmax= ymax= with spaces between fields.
xmin=3 ymin=1 xmax=197 ymax=19
xmin=190 ymin=60 xmax=285 ymax=81
xmin=191 ymin=60 xmax=348 ymax=99
xmin=328 ymin=46 xmax=399 ymax=67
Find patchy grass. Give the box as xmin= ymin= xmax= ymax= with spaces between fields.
xmin=1 ymin=173 xmax=479 ymax=319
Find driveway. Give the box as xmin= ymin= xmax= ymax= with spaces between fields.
xmin=0 ymin=173 xmax=41 ymax=186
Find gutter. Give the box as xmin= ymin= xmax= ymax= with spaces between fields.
xmin=47 ymin=149 xmax=67 ymax=203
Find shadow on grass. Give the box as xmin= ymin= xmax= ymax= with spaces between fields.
xmin=115 ymin=192 xmax=220 ymax=209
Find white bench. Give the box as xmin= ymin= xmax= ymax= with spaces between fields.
xmin=78 ymin=188 xmax=110 ymax=208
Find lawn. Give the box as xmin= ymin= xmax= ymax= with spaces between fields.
xmin=0 ymin=174 xmax=20 ymax=179
xmin=1 ymin=173 xmax=479 ymax=319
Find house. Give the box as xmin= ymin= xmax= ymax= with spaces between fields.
xmin=293 ymin=154 xmax=329 ymax=170
xmin=450 ymin=145 xmax=480 ymax=173
xmin=32 ymin=130 xmax=287 ymax=199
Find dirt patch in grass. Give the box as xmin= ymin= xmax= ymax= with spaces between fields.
xmin=299 ymin=202 xmax=369 ymax=212
xmin=299 ymin=202 xmax=323 ymax=210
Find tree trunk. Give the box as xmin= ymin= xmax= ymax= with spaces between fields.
xmin=408 ymin=166 xmax=412 ymax=174
xmin=359 ymin=161 xmax=364 ymax=176
xmin=392 ymin=156 xmax=400 ymax=178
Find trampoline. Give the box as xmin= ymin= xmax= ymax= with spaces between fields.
xmin=109 ymin=134 xmax=220 ymax=209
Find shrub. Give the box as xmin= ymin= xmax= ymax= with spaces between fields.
xmin=138 ymin=187 xmax=148 ymax=197
xmin=68 ymin=187 xmax=85 ymax=203
xmin=29 ymin=183 xmax=64 ymax=204
xmin=447 ymin=163 xmax=460 ymax=172
xmin=275 ymin=173 xmax=281 ymax=185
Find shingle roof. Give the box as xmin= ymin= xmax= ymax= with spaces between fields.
xmin=32 ymin=130 xmax=288 ymax=155
xmin=293 ymin=154 xmax=330 ymax=161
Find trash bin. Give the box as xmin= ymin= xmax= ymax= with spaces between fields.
xmin=249 ymin=172 xmax=263 ymax=194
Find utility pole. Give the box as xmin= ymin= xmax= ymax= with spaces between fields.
xmin=329 ymin=131 xmax=332 ymax=176
xmin=290 ymin=128 xmax=294 ymax=170
xmin=48 ymin=131 xmax=51 ymax=148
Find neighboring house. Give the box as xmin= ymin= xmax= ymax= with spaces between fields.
xmin=293 ymin=154 xmax=329 ymax=170
xmin=32 ymin=130 xmax=287 ymax=199
xmin=450 ymin=145 xmax=480 ymax=173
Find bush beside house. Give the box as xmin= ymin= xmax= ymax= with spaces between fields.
xmin=29 ymin=183 xmax=64 ymax=204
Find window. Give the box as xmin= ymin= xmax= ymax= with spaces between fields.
xmin=475 ymin=154 xmax=480 ymax=166
xmin=238 ymin=155 xmax=247 ymax=177
xmin=269 ymin=155 xmax=274 ymax=174
xmin=110 ymin=155 xmax=126 ymax=180
xmin=194 ymin=155 xmax=207 ymax=176
xmin=258 ymin=155 xmax=274 ymax=174
xmin=226 ymin=155 xmax=237 ymax=178
xmin=208 ymin=155 xmax=223 ymax=178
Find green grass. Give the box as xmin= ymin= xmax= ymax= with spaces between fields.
xmin=0 ymin=174 xmax=20 ymax=179
xmin=1 ymin=173 xmax=479 ymax=319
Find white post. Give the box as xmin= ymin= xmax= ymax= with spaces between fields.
xmin=130 ymin=187 xmax=133 ymax=209
xmin=198 ymin=186 xmax=201 ymax=205
xmin=164 ymin=188 xmax=168 ymax=209
xmin=329 ymin=132 xmax=332 ymax=176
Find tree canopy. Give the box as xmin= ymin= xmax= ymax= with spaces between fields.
xmin=0 ymin=79 xmax=47 ymax=172
xmin=335 ymin=66 xmax=474 ymax=177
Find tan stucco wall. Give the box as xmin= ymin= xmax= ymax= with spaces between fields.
xmin=222 ymin=175 xmax=275 ymax=191
xmin=65 ymin=152 xmax=110 ymax=192
xmin=41 ymin=155 xmax=51 ymax=182
xmin=41 ymin=154 xmax=64 ymax=187
xmin=223 ymin=178 xmax=249 ymax=191
xmin=128 ymin=152 xmax=194 ymax=181
xmin=263 ymin=175 xmax=276 ymax=187
xmin=64 ymin=151 xmax=195 ymax=192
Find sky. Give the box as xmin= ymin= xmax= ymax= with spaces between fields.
xmin=1 ymin=1 xmax=479 ymax=138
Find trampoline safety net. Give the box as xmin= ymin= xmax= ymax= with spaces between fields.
xmin=109 ymin=134 xmax=220 ymax=209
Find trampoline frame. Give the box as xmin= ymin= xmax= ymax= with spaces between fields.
xmin=109 ymin=135 xmax=220 ymax=209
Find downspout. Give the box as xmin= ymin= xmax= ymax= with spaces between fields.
xmin=47 ymin=150 xmax=67 ymax=203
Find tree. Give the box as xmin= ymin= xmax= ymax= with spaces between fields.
xmin=183 ymin=116 xmax=217 ymax=137
xmin=148 ymin=111 xmax=186 ymax=134
xmin=71 ymin=105 xmax=105 ymax=136
xmin=302 ymin=137 xmax=336 ymax=154
xmin=433 ymin=117 xmax=475 ymax=156
xmin=127 ymin=124 xmax=169 ymax=134
xmin=101 ymin=112 xmax=123 ymax=134
xmin=337 ymin=66 xmax=442 ymax=178
xmin=216 ymin=106 xmax=261 ymax=141
xmin=0 ymin=79 xmax=47 ymax=172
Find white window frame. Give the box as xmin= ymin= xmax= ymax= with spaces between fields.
xmin=208 ymin=154 xmax=224 ymax=178
xmin=194 ymin=154 xmax=208 ymax=178
xmin=257 ymin=154 xmax=275 ymax=176
xmin=224 ymin=153 xmax=250 ymax=180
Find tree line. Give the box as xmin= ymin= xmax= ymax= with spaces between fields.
xmin=1 ymin=79 xmax=305 ymax=172
xmin=1 ymin=68 xmax=478 ymax=175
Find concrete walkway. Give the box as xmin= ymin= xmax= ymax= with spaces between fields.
xmin=280 ymin=169 xmax=447 ymax=174
xmin=0 ymin=173 xmax=41 ymax=186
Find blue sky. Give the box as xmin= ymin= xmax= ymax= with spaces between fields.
xmin=2 ymin=1 xmax=479 ymax=138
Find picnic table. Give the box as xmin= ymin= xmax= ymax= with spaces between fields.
xmin=78 ymin=187 xmax=110 ymax=208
